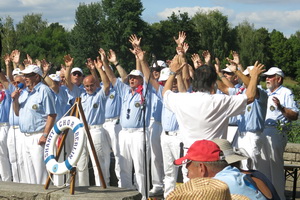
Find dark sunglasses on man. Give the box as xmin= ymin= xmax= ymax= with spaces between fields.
xmin=72 ymin=72 xmax=83 ymax=77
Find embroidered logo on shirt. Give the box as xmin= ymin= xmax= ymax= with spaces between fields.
xmin=247 ymin=106 xmax=251 ymax=112
xmin=135 ymin=102 xmax=141 ymax=107
xmin=109 ymin=94 xmax=114 ymax=99
xmin=93 ymin=103 xmax=98 ymax=108
xmin=270 ymin=105 xmax=275 ymax=111
xmin=32 ymin=104 xmax=38 ymax=110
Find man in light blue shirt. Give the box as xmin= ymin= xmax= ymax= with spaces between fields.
xmin=0 ymin=72 xmax=13 ymax=182
xmin=261 ymin=67 xmax=299 ymax=200
xmin=65 ymin=56 xmax=110 ymax=186
xmin=11 ymin=65 xmax=56 ymax=185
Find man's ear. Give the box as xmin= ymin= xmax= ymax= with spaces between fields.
xmin=198 ymin=162 xmax=207 ymax=177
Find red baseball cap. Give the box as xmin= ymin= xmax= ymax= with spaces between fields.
xmin=174 ymin=140 xmax=225 ymax=165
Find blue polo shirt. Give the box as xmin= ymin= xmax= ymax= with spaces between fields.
xmin=18 ymin=82 xmax=56 ymax=133
xmin=114 ymin=78 xmax=152 ymax=128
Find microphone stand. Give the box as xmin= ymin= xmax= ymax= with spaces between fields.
xmin=140 ymin=56 xmax=154 ymax=199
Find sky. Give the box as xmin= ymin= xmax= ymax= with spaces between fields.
xmin=0 ymin=0 xmax=299 ymax=37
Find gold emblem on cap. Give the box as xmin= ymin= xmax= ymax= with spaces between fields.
xmin=93 ymin=103 xmax=98 ymax=108
xmin=247 ymin=106 xmax=251 ymax=112
xmin=109 ymin=94 xmax=114 ymax=99
xmin=135 ymin=102 xmax=141 ymax=107
xmin=270 ymin=105 xmax=275 ymax=111
xmin=32 ymin=104 xmax=38 ymax=110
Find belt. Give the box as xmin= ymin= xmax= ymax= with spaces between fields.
xmin=89 ymin=124 xmax=103 ymax=129
xmin=165 ymin=131 xmax=179 ymax=136
xmin=105 ymin=117 xmax=119 ymax=122
xmin=0 ymin=122 xmax=9 ymax=127
xmin=123 ymin=127 xmax=144 ymax=133
xmin=11 ymin=125 xmax=19 ymax=129
xmin=24 ymin=131 xmax=43 ymax=136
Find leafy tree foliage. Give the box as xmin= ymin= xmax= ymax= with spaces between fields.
xmin=288 ymin=31 xmax=300 ymax=81
xmin=192 ymin=10 xmax=231 ymax=60
xmin=269 ymin=30 xmax=293 ymax=76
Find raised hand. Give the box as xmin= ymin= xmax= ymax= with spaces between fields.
xmin=173 ymin=31 xmax=186 ymax=47
xmin=214 ymin=58 xmax=221 ymax=73
xmin=35 ymin=59 xmax=42 ymax=68
xmin=64 ymin=54 xmax=73 ymax=68
xmin=26 ymin=54 xmax=33 ymax=65
xmin=41 ymin=59 xmax=50 ymax=73
xmin=182 ymin=42 xmax=189 ymax=54
xmin=107 ymin=49 xmax=118 ymax=65
xmin=169 ymin=55 xmax=185 ymax=74
xmin=202 ymin=50 xmax=211 ymax=65
xmin=129 ymin=34 xmax=141 ymax=48
xmin=10 ymin=50 xmax=20 ymax=65
xmin=135 ymin=48 xmax=146 ymax=62
xmin=4 ymin=53 xmax=11 ymax=66
xmin=86 ymin=58 xmax=95 ymax=70
xmin=232 ymin=51 xmax=240 ymax=65
xmin=248 ymin=61 xmax=265 ymax=78
xmin=94 ymin=56 xmax=103 ymax=71
xmin=191 ymin=53 xmax=203 ymax=69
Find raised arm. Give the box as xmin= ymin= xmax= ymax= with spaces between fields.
xmin=162 ymin=55 xmax=185 ymax=97
xmin=95 ymin=56 xmax=110 ymax=95
xmin=226 ymin=59 xmax=250 ymax=88
xmin=245 ymin=61 xmax=265 ymax=104
xmin=135 ymin=47 xmax=160 ymax=91
xmin=64 ymin=54 xmax=74 ymax=91
xmin=10 ymin=50 xmax=24 ymax=70
xmin=101 ymin=49 xmax=117 ymax=85
xmin=202 ymin=50 xmax=212 ymax=66
xmin=41 ymin=59 xmax=59 ymax=93
xmin=86 ymin=58 xmax=100 ymax=87
xmin=107 ymin=49 xmax=127 ymax=82
xmin=272 ymin=97 xmax=298 ymax=121
xmin=173 ymin=31 xmax=186 ymax=47
xmin=4 ymin=53 xmax=13 ymax=84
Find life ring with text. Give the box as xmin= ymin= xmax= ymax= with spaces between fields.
xmin=44 ymin=116 xmax=85 ymax=175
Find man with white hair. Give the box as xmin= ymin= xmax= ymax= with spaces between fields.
xmin=261 ymin=67 xmax=298 ymax=200
xmin=11 ymin=64 xmax=57 ymax=184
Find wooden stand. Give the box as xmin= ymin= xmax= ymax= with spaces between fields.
xmin=44 ymin=97 xmax=106 ymax=194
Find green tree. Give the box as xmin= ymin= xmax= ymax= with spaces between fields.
xmin=150 ymin=12 xmax=198 ymax=62
xmin=269 ymin=30 xmax=293 ymax=76
xmin=69 ymin=2 xmax=104 ymax=71
xmin=1 ymin=16 xmax=17 ymax=54
xmin=235 ymin=21 xmax=271 ymax=67
xmin=192 ymin=10 xmax=231 ymax=60
xmin=288 ymin=31 xmax=300 ymax=81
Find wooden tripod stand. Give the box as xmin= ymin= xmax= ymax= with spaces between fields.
xmin=44 ymin=97 xmax=107 ymax=194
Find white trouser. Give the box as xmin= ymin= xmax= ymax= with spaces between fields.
xmin=7 ymin=126 xmax=27 ymax=183
xmin=226 ymin=125 xmax=239 ymax=143
xmin=161 ymin=131 xmax=182 ymax=198
xmin=261 ymin=126 xmax=287 ymax=200
xmin=118 ymin=128 xmax=150 ymax=199
xmin=87 ymin=125 xmax=111 ymax=186
xmin=23 ymin=132 xmax=48 ymax=184
xmin=233 ymin=130 xmax=265 ymax=171
xmin=0 ymin=124 xmax=11 ymax=181
xmin=149 ymin=119 xmax=164 ymax=190
xmin=103 ymin=118 xmax=122 ymax=180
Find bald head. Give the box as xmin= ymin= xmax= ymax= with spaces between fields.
xmin=83 ymin=75 xmax=97 ymax=94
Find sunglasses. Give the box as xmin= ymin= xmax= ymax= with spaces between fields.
xmin=72 ymin=72 xmax=83 ymax=77
xmin=23 ymin=73 xmax=36 ymax=78
xmin=266 ymin=75 xmax=276 ymax=79
xmin=126 ymin=109 xmax=131 ymax=119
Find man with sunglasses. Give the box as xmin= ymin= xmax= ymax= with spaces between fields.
xmin=11 ymin=64 xmax=57 ymax=184
xmin=260 ymin=67 xmax=299 ymax=200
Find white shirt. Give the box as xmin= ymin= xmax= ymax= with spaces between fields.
xmin=163 ymin=90 xmax=247 ymax=147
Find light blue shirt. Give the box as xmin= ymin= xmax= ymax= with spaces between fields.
xmin=114 ymin=78 xmax=152 ymax=128
xmin=265 ymin=85 xmax=299 ymax=126
xmin=156 ymin=86 xmax=179 ymax=131
xmin=237 ymin=87 xmax=268 ymax=132
xmin=63 ymin=84 xmax=85 ymax=112
xmin=8 ymin=84 xmax=19 ymax=125
xmin=52 ymin=86 xmax=69 ymax=122
xmin=105 ymin=84 xmax=121 ymax=119
xmin=214 ymin=166 xmax=267 ymax=200
xmin=70 ymin=85 xmax=108 ymax=125
xmin=0 ymin=87 xmax=12 ymax=123
xmin=18 ymin=82 xmax=56 ymax=133
xmin=150 ymin=87 xmax=162 ymax=123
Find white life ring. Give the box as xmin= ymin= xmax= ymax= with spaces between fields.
xmin=44 ymin=116 xmax=86 ymax=175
